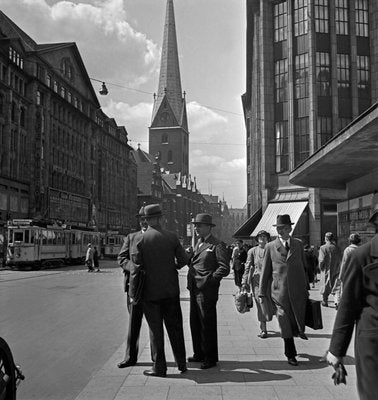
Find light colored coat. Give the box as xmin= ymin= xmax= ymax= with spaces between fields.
xmin=259 ymin=237 xmax=308 ymax=338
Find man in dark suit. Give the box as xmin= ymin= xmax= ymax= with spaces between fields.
xmin=187 ymin=213 xmax=230 ymax=369
xmin=318 ymin=232 xmax=342 ymax=307
xmin=327 ymin=208 xmax=378 ymax=400
xmin=259 ymin=214 xmax=309 ymax=366
xmin=117 ymin=207 xmax=148 ymax=368
xmin=129 ymin=204 xmax=188 ymax=377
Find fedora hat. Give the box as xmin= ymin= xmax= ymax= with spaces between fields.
xmin=193 ymin=213 xmax=215 ymax=227
xmin=144 ymin=204 xmax=163 ymax=218
xmin=135 ymin=206 xmax=145 ymax=218
xmin=273 ymin=214 xmax=294 ymax=227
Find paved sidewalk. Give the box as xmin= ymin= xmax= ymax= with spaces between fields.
xmin=75 ymin=270 xmax=358 ymax=400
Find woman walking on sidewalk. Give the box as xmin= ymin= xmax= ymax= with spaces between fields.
xmin=242 ymin=230 xmax=274 ymax=338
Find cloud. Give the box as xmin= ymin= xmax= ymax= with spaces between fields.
xmin=2 ymin=0 xmax=160 ymax=89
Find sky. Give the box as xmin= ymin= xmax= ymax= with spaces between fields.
xmin=1 ymin=0 xmax=247 ymax=208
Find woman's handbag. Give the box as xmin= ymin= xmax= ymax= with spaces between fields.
xmin=234 ymin=289 xmax=250 ymax=314
xmin=305 ymin=298 xmax=323 ymax=330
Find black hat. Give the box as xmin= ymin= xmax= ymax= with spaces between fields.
xmin=144 ymin=204 xmax=163 ymax=218
xmin=273 ymin=214 xmax=294 ymax=227
xmin=193 ymin=213 xmax=215 ymax=227
xmin=255 ymin=230 xmax=271 ymax=241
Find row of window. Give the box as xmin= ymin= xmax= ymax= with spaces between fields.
xmin=274 ymin=0 xmax=369 ymax=41
xmin=9 ymin=47 xmax=24 ymax=69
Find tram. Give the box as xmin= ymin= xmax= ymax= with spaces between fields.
xmin=6 ymin=219 xmax=101 ymax=269
xmin=103 ymin=232 xmax=124 ymax=258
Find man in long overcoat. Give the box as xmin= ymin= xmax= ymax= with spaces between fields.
xmin=117 ymin=207 xmax=148 ymax=368
xmin=327 ymin=209 xmax=378 ymax=400
xmin=129 ymin=204 xmax=188 ymax=377
xmin=318 ymin=232 xmax=342 ymax=306
xmin=187 ymin=213 xmax=230 ymax=369
xmin=259 ymin=214 xmax=309 ymax=366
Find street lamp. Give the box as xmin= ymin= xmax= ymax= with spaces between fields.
xmin=99 ymin=82 xmax=108 ymax=95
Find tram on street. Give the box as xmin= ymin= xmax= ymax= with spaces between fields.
xmin=6 ymin=219 xmax=101 ymax=269
xmin=103 ymin=232 xmax=124 ymax=258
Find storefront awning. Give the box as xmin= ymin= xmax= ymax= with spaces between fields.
xmin=251 ymin=201 xmax=308 ymax=238
xmin=233 ymin=208 xmax=262 ymax=239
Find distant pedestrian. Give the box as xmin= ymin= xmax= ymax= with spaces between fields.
xmin=326 ymin=209 xmax=378 ymax=400
xmin=231 ymin=239 xmax=247 ymax=288
xmin=318 ymin=232 xmax=342 ymax=307
xmin=304 ymin=244 xmax=318 ymax=288
xmin=242 ymin=230 xmax=273 ymax=338
xmin=85 ymin=243 xmax=94 ymax=272
xmin=259 ymin=214 xmax=309 ymax=366
xmin=332 ymin=233 xmax=361 ymax=309
xmin=93 ymin=246 xmax=100 ymax=272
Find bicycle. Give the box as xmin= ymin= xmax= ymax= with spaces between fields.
xmin=0 ymin=337 xmax=24 ymax=400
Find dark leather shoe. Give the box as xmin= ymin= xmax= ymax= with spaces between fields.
xmin=143 ymin=369 xmax=166 ymax=377
xmin=258 ymin=331 xmax=268 ymax=339
xmin=187 ymin=356 xmax=204 ymax=362
xmin=299 ymin=333 xmax=308 ymax=340
xmin=200 ymin=361 xmax=217 ymax=369
xmin=179 ymin=366 xmax=188 ymax=373
xmin=287 ymin=357 xmax=298 ymax=366
xmin=117 ymin=359 xmax=136 ymax=368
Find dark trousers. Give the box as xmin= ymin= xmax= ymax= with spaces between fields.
xmin=284 ymin=338 xmax=297 ymax=358
xmin=143 ymin=296 xmax=186 ymax=374
xmin=189 ymin=287 xmax=219 ymax=363
xmin=124 ymin=294 xmax=144 ymax=362
xmin=233 ymin=267 xmax=245 ymax=287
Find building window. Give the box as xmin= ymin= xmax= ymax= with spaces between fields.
xmin=314 ymin=0 xmax=329 ymax=33
xmin=11 ymin=102 xmax=16 ymax=122
xmin=0 ymin=93 xmax=4 ymax=115
xmin=167 ymin=150 xmax=173 ymax=163
xmin=275 ymin=121 xmax=289 ymax=173
xmin=60 ymin=86 xmax=66 ymax=99
xmin=275 ymin=59 xmax=288 ymax=102
xmin=53 ymin=81 xmax=58 ymax=93
xmin=295 ymin=53 xmax=309 ymax=99
xmin=20 ymin=107 xmax=25 ymax=127
xmin=357 ymin=55 xmax=370 ymax=98
xmin=355 ymin=0 xmax=369 ymax=37
xmin=293 ymin=0 xmax=308 ymax=37
xmin=36 ymin=90 xmax=42 ymax=105
xmin=274 ymin=1 xmax=287 ymax=42
xmin=337 ymin=53 xmax=350 ymax=94
xmin=294 ymin=117 xmax=309 ymax=166
xmin=161 ymin=133 xmax=168 ymax=143
xmin=46 ymin=74 xmax=51 ymax=87
xmin=316 ymin=116 xmax=332 ymax=149
xmin=316 ymin=52 xmax=331 ymax=96
xmin=335 ymin=0 xmax=349 ymax=35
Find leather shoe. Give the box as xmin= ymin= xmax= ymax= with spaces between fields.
xmin=299 ymin=333 xmax=308 ymax=340
xmin=321 ymin=301 xmax=328 ymax=307
xmin=200 ymin=361 xmax=217 ymax=369
xmin=143 ymin=369 xmax=166 ymax=377
xmin=117 ymin=359 xmax=136 ymax=368
xmin=258 ymin=331 xmax=268 ymax=339
xmin=287 ymin=357 xmax=298 ymax=366
xmin=179 ymin=366 xmax=188 ymax=373
xmin=187 ymin=356 xmax=204 ymax=363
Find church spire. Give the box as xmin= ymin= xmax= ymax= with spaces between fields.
xmin=152 ymin=0 xmax=184 ymax=125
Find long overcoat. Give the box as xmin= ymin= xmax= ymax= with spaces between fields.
xmin=259 ymin=237 xmax=308 ymax=338
xmin=329 ymin=234 xmax=378 ymax=400
xmin=318 ymin=241 xmax=342 ymax=290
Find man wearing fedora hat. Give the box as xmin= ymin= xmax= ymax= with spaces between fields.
xmin=129 ymin=204 xmax=188 ymax=377
xmin=117 ymin=206 xmax=148 ymax=369
xmin=187 ymin=213 xmax=230 ymax=369
xmin=326 ymin=206 xmax=378 ymax=399
xmin=259 ymin=214 xmax=309 ymax=366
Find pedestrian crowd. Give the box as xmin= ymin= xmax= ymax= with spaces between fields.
xmin=116 ymin=203 xmax=378 ymax=400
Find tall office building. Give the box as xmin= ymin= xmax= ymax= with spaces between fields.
xmin=243 ymin=0 xmax=377 ymax=245
xmin=149 ymin=0 xmax=189 ymax=176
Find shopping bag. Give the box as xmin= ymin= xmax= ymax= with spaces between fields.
xmin=305 ymin=298 xmax=323 ymax=330
xmin=234 ymin=290 xmax=249 ymax=314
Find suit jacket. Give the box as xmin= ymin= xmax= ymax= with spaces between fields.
xmin=130 ymin=224 xmax=187 ymax=301
xmin=187 ymin=235 xmax=230 ymax=291
xmin=259 ymin=237 xmax=308 ymax=336
xmin=329 ymin=234 xmax=378 ymax=400
xmin=117 ymin=231 xmax=144 ymax=293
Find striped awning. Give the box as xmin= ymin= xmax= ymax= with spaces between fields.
xmin=251 ymin=201 xmax=308 ymax=238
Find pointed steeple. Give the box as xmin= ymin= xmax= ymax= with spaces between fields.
xmin=152 ymin=0 xmax=184 ymax=125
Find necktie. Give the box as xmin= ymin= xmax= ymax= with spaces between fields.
xmin=285 ymin=241 xmax=290 ymax=252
